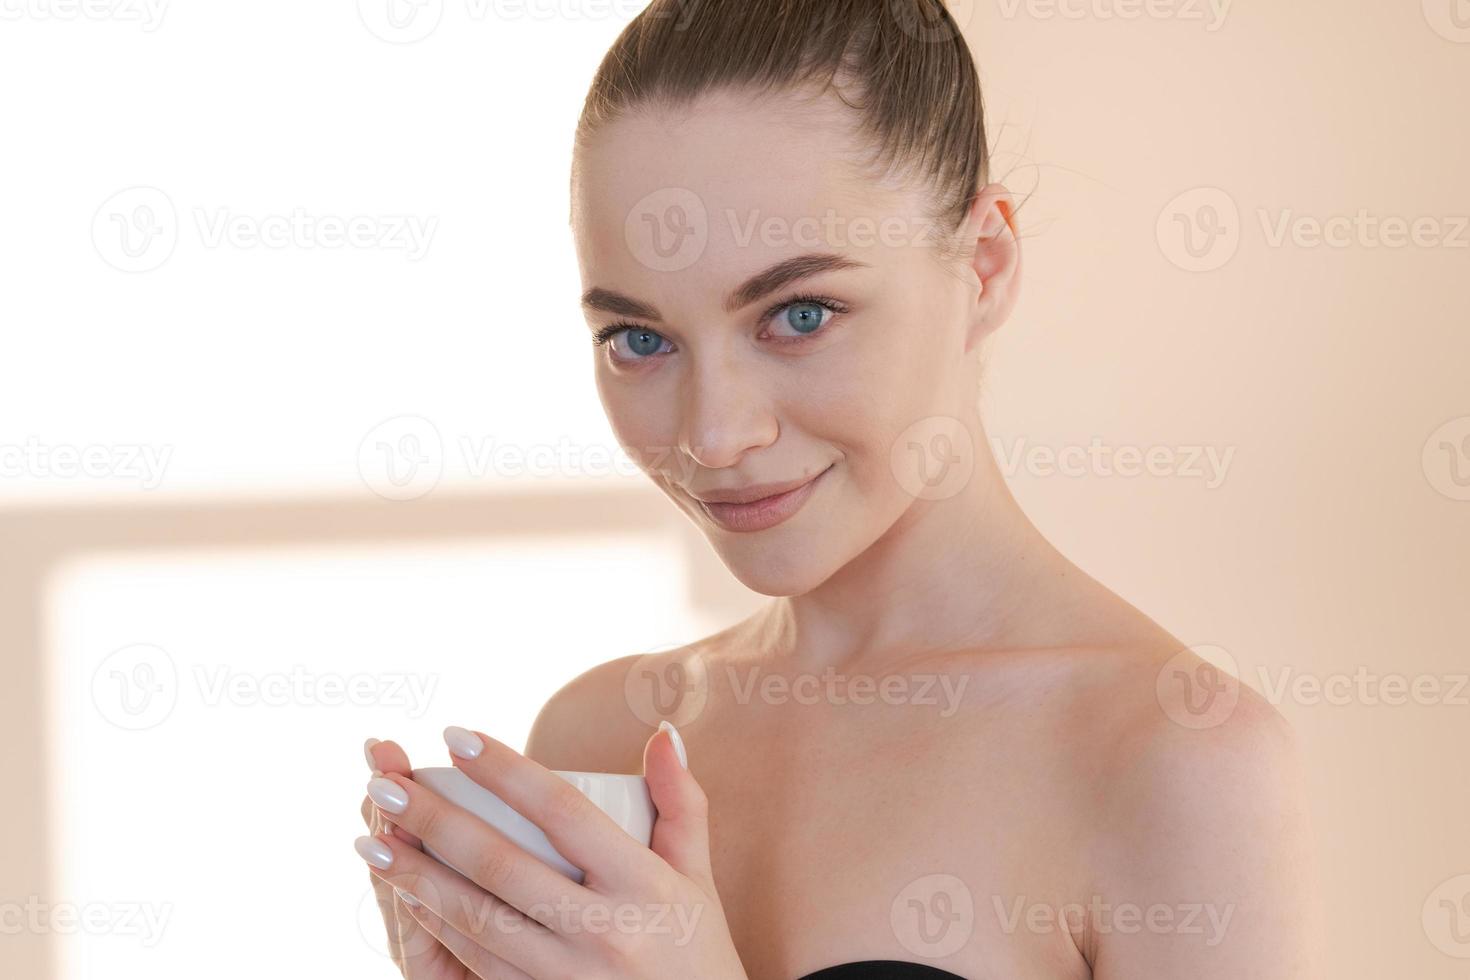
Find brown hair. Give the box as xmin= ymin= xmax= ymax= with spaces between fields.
xmin=572 ymin=0 xmax=990 ymax=262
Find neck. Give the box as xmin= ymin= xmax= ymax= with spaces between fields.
xmin=756 ymin=417 xmax=1099 ymax=670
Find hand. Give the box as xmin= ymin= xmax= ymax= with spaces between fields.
xmin=361 ymin=738 xmax=479 ymax=978
xmin=355 ymin=723 xmax=748 ymax=979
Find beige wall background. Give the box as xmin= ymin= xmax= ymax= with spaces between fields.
xmin=968 ymin=0 xmax=1470 ymax=974
xmin=2 ymin=0 xmax=1467 ymax=976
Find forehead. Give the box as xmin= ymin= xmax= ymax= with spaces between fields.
xmin=572 ymin=87 xmax=927 ymax=304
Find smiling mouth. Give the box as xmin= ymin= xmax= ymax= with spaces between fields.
xmin=692 ymin=464 xmax=833 ymax=533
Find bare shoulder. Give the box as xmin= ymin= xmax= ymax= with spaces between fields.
xmin=1070 ymin=636 xmax=1302 ymax=814
xmin=1064 ymin=632 xmax=1297 ymax=769
xmin=996 ymin=626 xmax=1303 ymax=820
xmin=1029 ymin=637 xmax=1320 ymax=976
xmin=523 ymin=651 xmax=652 ymax=773
xmin=522 ymin=623 xmax=747 ymax=773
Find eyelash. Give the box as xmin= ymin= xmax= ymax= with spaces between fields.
xmin=592 ymin=292 xmax=850 ymax=354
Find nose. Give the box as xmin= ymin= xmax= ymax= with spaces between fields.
xmin=676 ymin=353 xmax=779 ymax=471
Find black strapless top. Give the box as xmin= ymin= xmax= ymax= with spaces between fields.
xmin=798 ymin=962 xmax=965 ymax=979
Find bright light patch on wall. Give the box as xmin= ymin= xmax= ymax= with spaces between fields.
xmin=43 ymin=537 xmax=700 ymax=979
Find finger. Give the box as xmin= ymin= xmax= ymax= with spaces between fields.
xmin=405 ymin=902 xmax=537 ymax=980
xmin=390 ymin=887 xmax=461 ymax=978
xmin=642 ymin=721 xmax=715 ymax=890
xmin=365 ymin=738 xmax=424 ymax=848
xmin=364 ymin=864 xmax=441 ymax=973
xmin=364 ymin=741 xmax=434 ymax=972
xmin=364 ymin=772 xmax=601 ymax=925
xmin=356 ymin=833 xmax=565 ymax=979
xmin=442 ymin=726 xmax=656 ymax=886
xmin=364 ymin=869 xmax=409 ymax=972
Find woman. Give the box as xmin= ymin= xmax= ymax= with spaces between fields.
xmin=356 ymin=1 xmax=1320 ymax=976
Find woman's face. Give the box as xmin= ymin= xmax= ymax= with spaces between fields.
xmin=572 ymin=88 xmax=1003 ymax=597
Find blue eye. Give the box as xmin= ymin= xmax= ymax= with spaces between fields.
xmin=768 ymin=299 xmax=837 ymax=338
xmin=603 ymin=326 xmax=672 ymax=361
xmin=786 ymin=303 xmax=827 ymax=333
xmin=594 ymin=293 xmax=846 ymax=363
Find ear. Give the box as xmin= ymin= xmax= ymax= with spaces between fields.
xmin=961 ymin=182 xmax=1022 ymax=354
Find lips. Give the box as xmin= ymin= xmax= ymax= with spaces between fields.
xmin=691 ymin=464 xmax=832 ymax=533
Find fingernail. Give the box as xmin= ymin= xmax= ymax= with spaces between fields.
xmin=364 ymin=737 xmax=381 ymax=771
xmin=396 ymin=888 xmax=422 ymax=908
xmin=659 ymin=720 xmax=688 ymax=769
xmin=354 ymin=835 xmax=393 ymax=870
xmin=443 ymin=725 xmax=483 ymax=760
xmin=367 ymin=776 xmax=409 ymax=815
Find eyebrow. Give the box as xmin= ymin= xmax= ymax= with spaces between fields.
xmin=581 ymin=252 xmax=869 ymax=323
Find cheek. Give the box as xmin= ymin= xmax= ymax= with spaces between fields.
xmin=596 ymin=367 xmax=681 ymax=475
xmin=789 ymin=321 xmax=948 ymax=448
xmin=785 ymin=316 xmax=959 ymax=511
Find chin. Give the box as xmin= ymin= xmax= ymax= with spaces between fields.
xmin=718 ymin=555 xmax=827 ymax=597
xmin=701 ymin=524 xmax=846 ymax=597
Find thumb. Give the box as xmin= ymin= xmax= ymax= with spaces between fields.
xmin=642 ymin=721 xmax=715 ymax=890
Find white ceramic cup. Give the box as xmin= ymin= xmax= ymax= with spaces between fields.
xmin=410 ymin=767 xmax=655 ymax=884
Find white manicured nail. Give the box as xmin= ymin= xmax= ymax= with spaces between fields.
xmin=354 ymin=836 xmax=393 ymax=870
xmin=364 ymin=738 xmax=381 ymax=771
xmin=659 ymin=720 xmax=688 ymax=769
xmin=443 ymin=726 xmax=483 ymax=760
xmin=367 ymin=777 xmax=409 ymax=815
